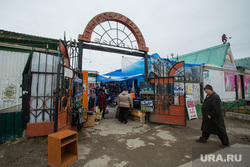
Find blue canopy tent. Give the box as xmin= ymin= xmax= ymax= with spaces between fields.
xmin=97 ymin=53 xmax=203 ymax=83
xmin=103 ymin=69 xmax=139 ymax=77
xmin=97 ymin=72 xmax=144 ymax=83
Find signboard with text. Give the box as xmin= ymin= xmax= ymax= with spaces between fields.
xmin=186 ymin=95 xmax=198 ymax=120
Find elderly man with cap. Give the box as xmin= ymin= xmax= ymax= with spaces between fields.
xmin=196 ymin=84 xmax=229 ymax=147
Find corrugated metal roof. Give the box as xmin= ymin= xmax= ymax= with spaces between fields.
xmin=0 ymin=30 xmax=58 ymax=43
xmin=0 ymin=30 xmax=59 ymax=52
xmin=235 ymin=57 xmax=250 ymax=69
xmin=172 ymin=43 xmax=230 ymax=67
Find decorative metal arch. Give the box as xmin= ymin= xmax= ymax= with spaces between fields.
xmin=78 ymin=12 xmax=148 ymax=52
xmin=77 ymin=12 xmax=149 ymax=81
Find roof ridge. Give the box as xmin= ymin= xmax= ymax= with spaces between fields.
xmin=235 ymin=57 xmax=250 ymax=61
xmin=178 ymin=42 xmax=229 ymax=57
xmin=0 ymin=29 xmax=59 ymax=41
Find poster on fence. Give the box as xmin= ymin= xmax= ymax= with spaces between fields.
xmin=140 ymin=82 xmax=154 ymax=112
xmin=141 ymin=100 xmax=154 ymax=112
xmin=186 ymin=95 xmax=198 ymax=120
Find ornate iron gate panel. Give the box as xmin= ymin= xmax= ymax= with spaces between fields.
xmin=27 ymin=51 xmax=58 ymax=124
xmin=150 ymin=61 xmax=186 ymax=126
xmin=23 ymin=43 xmax=78 ymax=137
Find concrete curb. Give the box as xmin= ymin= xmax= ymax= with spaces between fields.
xmin=225 ymin=112 xmax=250 ymax=121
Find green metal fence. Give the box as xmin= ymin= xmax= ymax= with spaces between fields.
xmin=194 ymin=100 xmax=246 ymax=117
xmin=0 ymin=112 xmax=22 ymax=143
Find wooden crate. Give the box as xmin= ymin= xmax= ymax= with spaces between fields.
xmin=128 ymin=114 xmax=134 ymax=121
xmin=129 ymin=109 xmax=133 ymax=115
xmin=130 ymin=109 xmax=146 ymax=117
xmin=133 ymin=111 xmax=146 ymax=117
xmin=134 ymin=115 xmax=145 ymax=123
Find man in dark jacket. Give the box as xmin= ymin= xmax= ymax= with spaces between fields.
xmin=196 ymin=84 xmax=229 ymax=147
xmin=97 ymin=89 xmax=107 ymax=119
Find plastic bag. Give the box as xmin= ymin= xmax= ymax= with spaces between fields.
xmin=115 ymin=106 xmax=120 ymax=116
xmin=96 ymin=106 xmax=101 ymax=114
xmin=106 ymin=106 xmax=109 ymax=114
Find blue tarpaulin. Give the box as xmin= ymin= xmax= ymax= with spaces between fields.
xmin=97 ymin=73 xmax=144 ymax=82
xmin=97 ymin=53 xmax=203 ymax=83
xmin=102 ymin=69 xmax=138 ymax=77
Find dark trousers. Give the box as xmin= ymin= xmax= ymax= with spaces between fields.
xmin=200 ymin=131 xmax=229 ymax=146
xmin=120 ymin=107 xmax=129 ymax=123
xmin=100 ymin=107 xmax=106 ymax=118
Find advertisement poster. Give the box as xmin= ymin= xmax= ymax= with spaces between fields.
xmin=140 ymin=83 xmax=154 ymax=95
xmin=141 ymin=100 xmax=154 ymax=112
xmin=224 ymin=72 xmax=236 ymax=92
xmin=140 ymin=82 xmax=154 ymax=112
xmin=223 ymin=47 xmax=236 ymax=70
xmin=174 ymin=82 xmax=184 ymax=95
xmin=3 ymin=85 xmax=15 ymax=102
xmin=244 ymin=75 xmax=250 ymax=95
xmin=203 ymin=69 xmax=211 ymax=86
xmin=186 ymin=95 xmax=198 ymax=120
xmin=236 ymin=75 xmax=243 ymax=99
xmin=74 ymin=87 xmax=83 ymax=108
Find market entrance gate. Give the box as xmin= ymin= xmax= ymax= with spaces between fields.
xmin=78 ymin=12 xmax=186 ymax=126
xmin=150 ymin=61 xmax=186 ymax=125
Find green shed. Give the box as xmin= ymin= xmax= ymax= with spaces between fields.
xmin=0 ymin=30 xmax=58 ymax=143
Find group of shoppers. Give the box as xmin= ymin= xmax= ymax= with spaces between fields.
xmin=98 ymin=84 xmax=229 ymax=147
xmin=97 ymin=87 xmax=133 ymax=124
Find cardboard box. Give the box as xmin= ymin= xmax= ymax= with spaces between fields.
xmin=83 ymin=115 xmax=95 ymax=128
xmin=95 ymin=114 xmax=102 ymax=120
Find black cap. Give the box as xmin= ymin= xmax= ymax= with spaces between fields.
xmin=101 ymin=89 xmax=105 ymax=92
xmin=204 ymin=84 xmax=213 ymax=91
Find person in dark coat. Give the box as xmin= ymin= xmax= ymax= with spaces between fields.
xmin=97 ymin=89 xmax=107 ymax=119
xmin=196 ymin=84 xmax=229 ymax=147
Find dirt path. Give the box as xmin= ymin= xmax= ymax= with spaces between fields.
xmin=0 ymin=107 xmax=250 ymax=167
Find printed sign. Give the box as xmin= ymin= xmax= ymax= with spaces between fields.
xmin=224 ymin=72 xmax=236 ymax=92
xmin=186 ymin=95 xmax=198 ymax=120
xmin=64 ymin=68 xmax=73 ymax=78
xmin=141 ymin=100 xmax=154 ymax=112
xmin=223 ymin=47 xmax=236 ymax=70
xmin=140 ymin=82 xmax=154 ymax=112
xmin=3 ymin=85 xmax=15 ymax=102
xmin=236 ymin=75 xmax=243 ymax=99
xmin=140 ymin=83 xmax=154 ymax=95
xmin=174 ymin=82 xmax=184 ymax=95
xmin=244 ymin=75 xmax=250 ymax=95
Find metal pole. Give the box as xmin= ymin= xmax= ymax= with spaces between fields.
xmin=78 ymin=40 xmax=83 ymax=74
xmin=144 ymin=52 xmax=148 ymax=82
xmin=54 ymin=40 xmax=61 ymax=132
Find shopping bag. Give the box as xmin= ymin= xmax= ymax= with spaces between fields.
xmin=106 ymin=106 xmax=109 ymax=114
xmin=96 ymin=106 xmax=101 ymax=114
xmin=115 ymin=106 xmax=120 ymax=116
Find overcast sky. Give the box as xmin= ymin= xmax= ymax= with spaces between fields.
xmin=1 ymin=0 xmax=249 ymax=74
